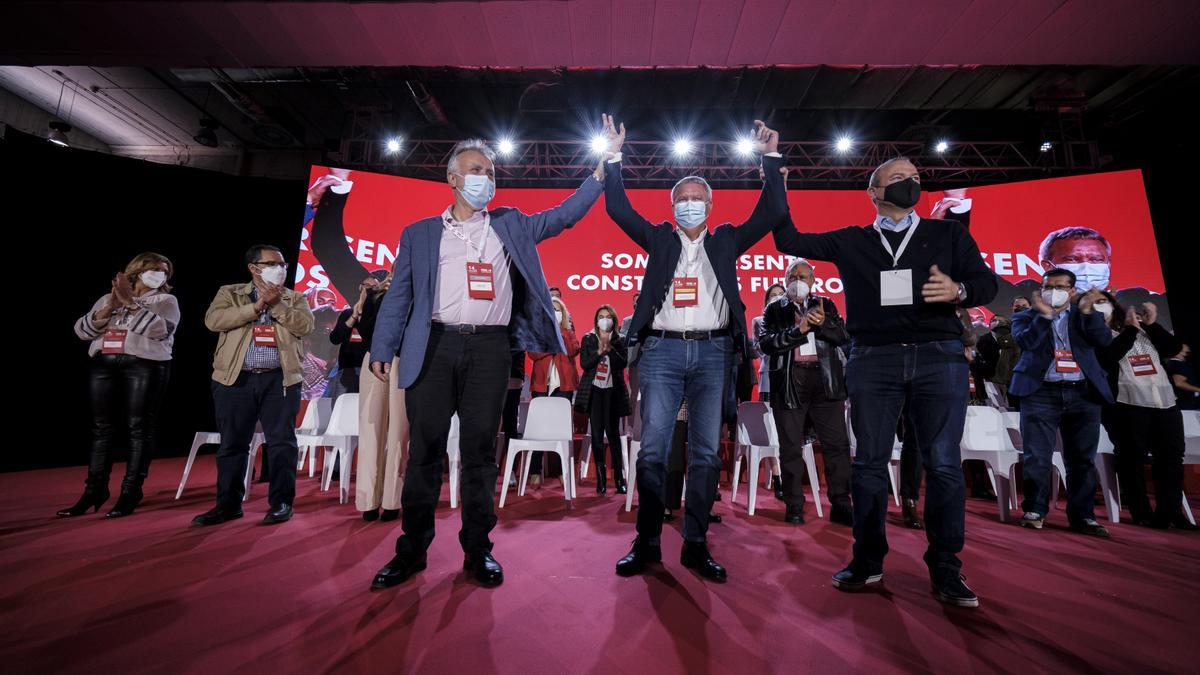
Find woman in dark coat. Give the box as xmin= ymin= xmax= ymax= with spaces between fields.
xmin=575 ymin=304 xmax=631 ymax=494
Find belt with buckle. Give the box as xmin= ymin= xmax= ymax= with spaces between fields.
xmin=431 ymin=321 xmax=508 ymax=335
xmin=655 ymin=328 xmax=731 ymax=341
xmin=246 ymin=367 xmax=280 ymax=375
xmin=1043 ymin=379 xmax=1087 ymax=388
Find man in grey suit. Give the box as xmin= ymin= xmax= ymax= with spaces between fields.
xmin=368 ymin=139 xmax=607 ymax=589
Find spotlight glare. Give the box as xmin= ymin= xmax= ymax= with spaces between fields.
xmin=385 ymin=138 xmax=402 ymax=153
xmin=735 ymin=137 xmax=755 ymax=156
xmin=835 ymin=136 xmax=853 ymax=153
xmin=935 ymin=140 xmax=949 ymax=153
xmin=1039 ymin=141 xmax=1053 ymax=153
xmin=673 ymin=138 xmax=693 ymax=157
xmin=497 ymin=138 xmax=515 ymax=155
xmin=590 ymin=135 xmax=609 ymax=154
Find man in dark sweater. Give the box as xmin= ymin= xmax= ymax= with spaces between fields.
xmin=773 ymin=157 xmax=998 ymax=608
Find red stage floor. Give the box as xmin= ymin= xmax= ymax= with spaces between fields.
xmin=1 ymin=457 xmax=1197 ymax=674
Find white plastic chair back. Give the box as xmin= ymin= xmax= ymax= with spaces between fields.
xmin=325 ymin=394 xmax=360 ymax=437
xmin=737 ymin=401 xmax=772 ymax=448
xmin=516 ymin=400 xmax=531 ymax=436
xmin=962 ymin=405 xmax=1012 ymax=452
xmin=523 ymin=396 xmax=573 ymax=441
xmin=298 ymin=397 xmax=332 ymax=434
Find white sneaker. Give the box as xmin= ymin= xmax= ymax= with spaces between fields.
xmin=1020 ymin=512 xmax=1045 ymax=529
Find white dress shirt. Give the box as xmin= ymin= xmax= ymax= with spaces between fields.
xmin=651 ymin=228 xmax=728 ymax=332
xmin=431 ymin=207 xmax=513 ymax=326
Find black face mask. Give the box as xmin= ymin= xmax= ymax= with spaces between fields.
xmin=878 ymin=177 xmax=921 ymax=209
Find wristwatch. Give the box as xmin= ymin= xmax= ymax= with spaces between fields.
xmin=955 ymin=283 xmax=967 ymax=304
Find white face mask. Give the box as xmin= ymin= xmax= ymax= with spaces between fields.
xmin=597 ymin=317 xmax=613 ymax=332
xmin=140 ymin=270 xmax=167 ymax=289
xmin=555 ymin=310 xmax=564 ymax=324
xmin=786 ymin=279 xmax=810 ymax=303
xmin=1055 ymin=262 xmax=1110 ymax=292
xmin=1041 ymin=288 xmax=1070 ymax=309
xmin=455 ymin=173 xmax=495 ymax=210
xmin=258 ymin=265 xmax=287 ymax=286
xmin=1095 ymin=302 xmax=1113 ymax=318
xmin=673 ymin=200 xmax=707 ymax=229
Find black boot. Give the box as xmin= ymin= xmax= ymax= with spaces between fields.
xmin=772 ymin=475 xmax=784 ymax=500
xmin=614 ymin=472 xmax=628 ymax=494
xmin=105 ymin=489 xmax=142 ymax=518
xmin=57 ymin=475 xmax=109 ymax=517
xmin=596 ymin=463 xmax=607 ymax=495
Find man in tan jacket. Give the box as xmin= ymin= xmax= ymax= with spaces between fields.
xmin=193 ymin=245 xmax=314 ymax=527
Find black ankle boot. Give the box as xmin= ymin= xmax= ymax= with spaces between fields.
xmin=596 ymin=464 xmax=608 ymax=494
xmin=57 ymin=480 xmax=110 ymax=518
xmin=772 ymin=475 xmax=784 ymax=500
xmin=614 ymin=470 xmax=627 ymax=494
xmin=105 ymin=490 xmax=142 ymax=518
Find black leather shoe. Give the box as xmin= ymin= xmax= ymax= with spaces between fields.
xmin=680 ymin=541 xmax=726 ymax=582
xmin=380 ymin=508 xmax=400 ymax=522
xmin=830 ymin=502 xmax=854 ymax=527
xmin=784 ymin=504 xmax=805 ymax=524
xmin=708 ymin=512 xmax=722 ymax=524
xmin=362 ymin=508 xmax=380 ymax=522
xmin=1068 ymin=518 xmax=1110 ymax=538
xmin=105 ymin=491 xmax=142 ymax=518
xmin=832 ymin=564 xmax=883 ymax=591
xmin=931 ymin=573 xmax=979 ymax=608
xmin=615 ymin=474 xmax=628 ymax=494
xmin=191 ymin=505 xmax=244 ymax=527
xmin=463 ymin=551 xmax=504 ymax=587
xmin=772 ymin=475 xmax=784 ymax=501
xmin=662 ymin=509 xmax=675 ymax=522
xmin=371 ymin=552 xmax=427 ymax=589
xmin=902 ymin=498 xmax=924 ymax=530
xmin=615 ymin=538 xmax=662 ymax=576
xmin=261 ymin=503 xmax=293 ymax=525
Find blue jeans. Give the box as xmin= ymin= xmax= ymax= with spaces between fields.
xmin=1019 ymin=383 xmax=1101 ymax=523
xmin=846 ymin=339 xmax=968 ymax=575
xmin=635 ymin=334 xmax=734 ymax=543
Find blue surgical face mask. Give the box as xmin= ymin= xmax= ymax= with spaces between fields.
xmin=455 ymin=173 xmax=495 ymax=210
xmin=673 ymin=200 xmax=708 ymax=229
xmin=1055 ymin=262 xmax=1110 ymax=292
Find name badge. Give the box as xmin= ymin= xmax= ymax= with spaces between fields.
xmin=253 ymin=324 xmax=277 ymax=347
xmin=350 ymin=328 xmax=363 ymax=343
xmin=101 ymin=329 xmax=127 ymax=354
xmin=880 ymin=269 xmax=913 ymax=306
xmin=1054 ymin=349 xmax=1079 ymax=373
xmin=673 ymin=277 xmax=698 ymax=307
xmin=595 ymin=357 xmax=611 ymax=385
xmin=467 ymin=261 xmax=495 ymax=300
xmin=1128 ymin=354 xmax=1157 ymax=376
xmin=968 ymin=374 xmax=977 ymax=393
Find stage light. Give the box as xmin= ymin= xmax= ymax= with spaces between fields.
xmin=673 ymin=138 xmax=693 ymax=157
xmin=47 ymin=121 xmax=71 ymax=147
xmin=386 ymin=138 xmax=402 ymax=153
xmin=1039 ymin=141 xmax=1053 ymax=153
xmin=835 ymin=136 xmax=853 ymax=153
xmin=497 ymin=138 xmax=515 ymax=156
xmin=590 ymin=135 xmax=610 ymax=154
xmin=935 ymin=140 xmax=949 ymax=153
xmin=735 ymin=137 xmax=755 ymax=156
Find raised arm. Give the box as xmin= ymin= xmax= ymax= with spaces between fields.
xmin=519 ymin=170 xmax=604 ymax=243
xmin=734 ymin=121 xmax=788 ymax=255
xmin=772 ymin=215 xmax=845 ymax=263
xmin=600 ymin=114 xmax=656 ymax=250
xmin=309 ymin=178 xmax=371 ymax=302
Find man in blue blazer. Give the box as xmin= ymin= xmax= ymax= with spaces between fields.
xmin=600 ymin=115 xmax=788 ymax=582
xmin=367 ymin=139 xmax=606 ymax=589
xmin=1011 ymin=267 xmax=1114 ymax=537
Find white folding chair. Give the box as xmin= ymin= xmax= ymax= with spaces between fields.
xmin=732 ymin=402 xmax=822 ymax=517
xmin=317 ymin=394 xmax=359 ymax=504
xmin=295 ymin=397 xmax=332 ymax=478
xmin=499 ymin=396 xmax=575 ymax=508
xmin=846 ymin=404 xmax=901 ymax=506
xmin=447 ymin=414 xmax=462 ymax=509
xmin=176 ymin=429 xmax=264 ymax=500
xmin=960 ymin=406 xmax=1022 ymax=522
xmin=1093 ymin=424 xmax=1121 ymax=523
xmin=1181 ymin=411 xmax=1200 ymax=525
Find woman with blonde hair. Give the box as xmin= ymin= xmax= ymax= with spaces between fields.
xmin=63 ymin=252 xmax=179 ymax=518
xmin=527 ymin=296 xmax=580 ymax=484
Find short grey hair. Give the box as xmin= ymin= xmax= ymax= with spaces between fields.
xmin=785 ymin=257 xmax=815 ymax=278
xmin=447 ymin=138 xmax=497 ymax=173
xmin=868 ymin=156 xmax=913 ymax=188
xmin=1038 ymin=226 xmax=1112 ymax=262
xmin=670 ymin=175 xmax=712 ymax=202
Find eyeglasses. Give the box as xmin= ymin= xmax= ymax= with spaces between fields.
xmin=253 ymin=261 xmax=288 ymax=268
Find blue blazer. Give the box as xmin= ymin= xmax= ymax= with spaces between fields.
xmin=370 ymin=177 xmax=603 ymax=389
xmin=1009 ymin=306 xmax=1115 ymax=403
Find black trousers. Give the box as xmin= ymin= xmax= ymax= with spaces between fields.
xmin=588 ymin=386 xmax=625 ymax=476
xmin=212 ymin=369 xmax=300 ymax=509
xmin=500 ymin=387 xmax=522 ymax=463
xmin=87 ymin=354 xmax=171 ymax=496
xmin=772 ymin=366 xmax=851 ymax=508
xmin=397 ymin=329 xmax=510 ymax=557
xmin=529 ymin=389 xmax=573 ymax=473
xmin=1107 ymin=403 xmax=1186 ymax=521
xmin=666 ymin=420 xmax=688 ymax=509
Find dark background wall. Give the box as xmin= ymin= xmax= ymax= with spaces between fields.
xmin=1 ymin=124 xmax=1196 ymax=472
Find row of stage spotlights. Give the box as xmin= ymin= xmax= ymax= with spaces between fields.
xmin=380 ymin=136 xmax=1056 ymax=157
